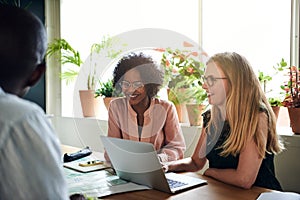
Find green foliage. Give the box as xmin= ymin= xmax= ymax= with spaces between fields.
xmin=258 ymin=71 xmax=272 ymax=82
xmin=86 ymin=197 xmax=97 ymax=200
xmin=258 ymin=70 xmax=272 ymax=93
xmin=46 ymin=36 xmax=126 ymax=90
xmin=94 ymin=79 xmax=122 ymax=98
xmin=90 ymin=36 xmax=125 ymax=59
xmin=46 ymin=39 xmax=83 ymax=85
xmin=95 ymin=79 xmax=114 ymax=98
xmin=268 ymin=97 xmax=282 ymax=107
xmin=161 ymin=48 xmax=204 ymax=88
xmin=59 ymin=69 xmax=80 ymax=85
xmin=280 ymin=60 xmax=300 ymax=107
xmin=258 ymin=58 xmax=289 ymax=107
xmin=274 ymin=58 xmax=288 ymax=72
xmin=167 ymin=88 xmax=188 ymax=105
xmin=265 ymin=58 xmax=300 ymax=107
xmin=160 ymin=48 xmax=207 ymax=105
xmin=188 ymin=85 xmax=207 ymax=105
xmin=46 ymin=39 xmax=82 ymax=67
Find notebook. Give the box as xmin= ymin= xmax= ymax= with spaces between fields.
xmin=100 ymin=136 xmax=207 ymax=194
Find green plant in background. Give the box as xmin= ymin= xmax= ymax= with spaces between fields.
xmin=94 ymin=79 xmax=123 ymax=98
xmin=185 ymin=83 xmax=207 ymax=105
xmin=88 ymin=36 xmax=125 ymax=90
xmin=46 ymin=39 xmax=83 ymax=85
xmin=160 ymin=48 xmax=203 ymax=88
xmin=94 ymin=79 xmax=113 ymax=98
xmin=46 ymin=36 xmax=126 ymax=90
xmin=90 ymin=36 xmax=124 ymax=59
xmin=258 ymin=70 xmax=282 ymax=106
xmin=257 ymin=58 xmax=288 ymax=107
xmin=268 ymin=97 xmax=283 ymax=107
xmin=159 ymin=47 xmax=207 ymax=105
xmin=258 ymin=70 xmax=272 ymax=93
xmin=280 ymin=63 xmax=300 ymax=108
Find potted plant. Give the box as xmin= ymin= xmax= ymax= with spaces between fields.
xmin=46 ymin=36 xmax=123 ymax=89
xmin=268 ymin=97 xmax=283 ymax=120
xmin=46 ymin=36 xmax=125 ymax=117
xmin=94 ymin=79 xmax=123 ymax=110
xmin=257 ymin=70 xmax=283 ymax=120
xmin=257 ymin=59 xmax=290 ymax=121
xmin=159 ymin=47 xmax=207 ymax=124
xmin=46 ymin=39 xmax=97 ymax=117
xmin=280 ymin=61 xmax=300 ymax=134
xmin=185 ymin=83 xmax=208 ymax=126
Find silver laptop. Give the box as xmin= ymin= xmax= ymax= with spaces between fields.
xmin=100 ymin=136 xmax=207 ymax=194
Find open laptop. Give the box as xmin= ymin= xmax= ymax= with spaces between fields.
xmin=100 ymin=136 xmax=207 ymax=194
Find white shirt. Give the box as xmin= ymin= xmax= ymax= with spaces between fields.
xmin=0 ymin=87 xmax=69 ymax=200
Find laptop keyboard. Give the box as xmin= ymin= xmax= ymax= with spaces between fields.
xmin=167 ymin=178 xmax=188 ymax=189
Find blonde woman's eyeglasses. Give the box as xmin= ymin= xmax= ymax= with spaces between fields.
xmin=201 ymin=75 xmax=227 ymax=87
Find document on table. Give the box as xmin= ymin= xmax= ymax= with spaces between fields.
xmin=64 ymin=168 xmax=150 ymax=198
xmin=257 ymin=191 xmax=300 ymax=200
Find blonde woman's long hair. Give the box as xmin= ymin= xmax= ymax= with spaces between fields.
xmin=206 ymin=52 xmax=283 ymax=158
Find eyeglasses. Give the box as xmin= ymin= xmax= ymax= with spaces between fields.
xmin=201 ymin=75 xmax=227 ymax=87
xmin=119 ymin=80 xmax=144 ymax=90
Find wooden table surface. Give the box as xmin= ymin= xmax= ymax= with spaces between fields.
xmin=62 ymin=144 xmax=271 ymax=200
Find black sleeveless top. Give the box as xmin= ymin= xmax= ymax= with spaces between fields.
xmin=203 ymin=110 xmax=282 ymax=191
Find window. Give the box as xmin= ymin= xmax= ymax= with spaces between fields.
xmin=48 ymin=0 xmax=296 ymax=126
xmin=202 ymin=0 xmax=292 ymax=127
xmin=59 ymin=0 xmax=200 ymax=118
xmin=202 ymin=0 xmax=290 ymax=92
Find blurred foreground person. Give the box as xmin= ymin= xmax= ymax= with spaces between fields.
xmin=0 ymin=5 xmax=69 ymax=199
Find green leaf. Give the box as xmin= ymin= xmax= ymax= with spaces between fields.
xmin=95 ymin=79 xmax=122 ymax=98
xmin=46 ymin=39 xmax=83 ymax=67
xmin=60 ymin=69 xmax=79 ymax=85
xmin=268 ymin=97 xmax=283 ymax=107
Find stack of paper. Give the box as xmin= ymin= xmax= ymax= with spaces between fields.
xmin=257 ymin=191 xmax=300 ymax=200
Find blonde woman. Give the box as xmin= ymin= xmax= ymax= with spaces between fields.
xmin=166 ymin=52 xmax=284 ymax=190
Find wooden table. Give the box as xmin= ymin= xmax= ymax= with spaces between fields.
xmin=62 ymin=145 xmax=272 ymax=200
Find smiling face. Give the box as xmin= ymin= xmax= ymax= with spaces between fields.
xmin=122 ymin=68 xmax=148 ymax=106
xmin=202 ymin=62 xmax=229 ymax=107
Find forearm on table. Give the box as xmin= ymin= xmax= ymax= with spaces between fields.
xmin=167 ymin=157 xmax=204 ymax=172
xmin=204 ymin=168 xmax=255 ymax=189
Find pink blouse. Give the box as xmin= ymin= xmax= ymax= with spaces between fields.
xmin=106 ymin=97 xmax=186 ymax=162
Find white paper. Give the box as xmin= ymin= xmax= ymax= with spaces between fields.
xmin=257 ymin=191 xmax=300 ymax=200
xmin=64 ymin=168 xmax=150 ymax=198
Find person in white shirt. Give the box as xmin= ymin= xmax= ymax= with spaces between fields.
xmin=0 ymin=5 xmax=69 ymax=199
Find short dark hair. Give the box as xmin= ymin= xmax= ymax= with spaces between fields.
xmin=113 ymin=52 xmax=164 ymax=98
xmin=0 ymin=5 xmax=47 ymax=81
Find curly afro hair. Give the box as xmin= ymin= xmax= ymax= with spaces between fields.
xmin=113 ymin=52 xmax=164 ymax=98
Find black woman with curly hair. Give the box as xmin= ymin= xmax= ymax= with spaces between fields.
xmin=105 ymin=52 xmax=186 ymax=163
